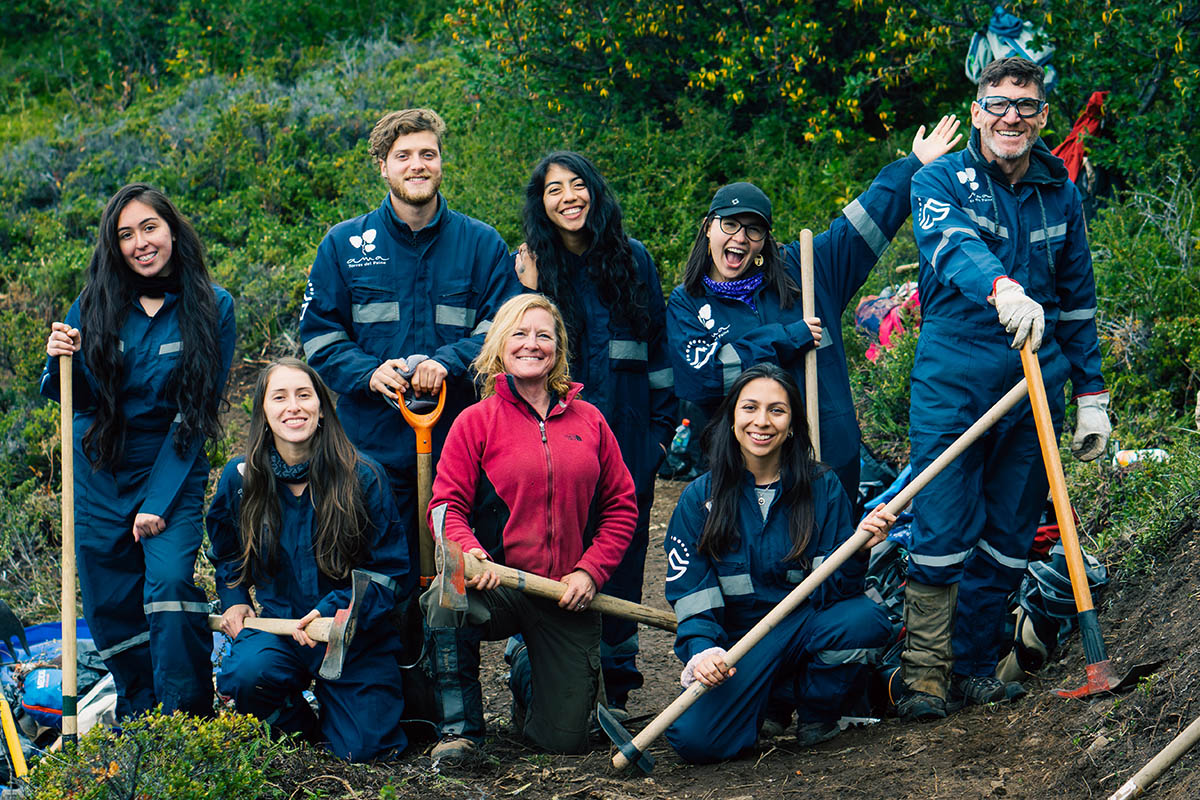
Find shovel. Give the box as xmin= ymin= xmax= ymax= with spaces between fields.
xmin=602 ymin=377 xmax=1032 ymax=772
xmin=1018 ymin=342 xmax=1160 ymax=698
xmin=59 ymin=356 xmax=79 ymax=747
xmin=800 ymin=229 xmax=820 ymax=460
xmin=387 ymin=355 xmax=447 ymax=586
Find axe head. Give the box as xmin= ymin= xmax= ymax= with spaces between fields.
xmin=434 ymin=512 xmax=469 ymax=613
xmin=318 ymin=569 xmax=370 ymax=680
xmin=0 ymin=598 xmax=29 ymax=658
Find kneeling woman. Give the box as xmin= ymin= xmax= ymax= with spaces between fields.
xmin=207 ymin=358 xmax=413 ymax=761
xmin=664 ymin=363 xmax=895 ymax=763
xmin=425 ymin=294 xmax=638 ymax=754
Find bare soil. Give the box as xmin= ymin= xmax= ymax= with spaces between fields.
xmin=267 ymin=473 xmax=1200 ymax=800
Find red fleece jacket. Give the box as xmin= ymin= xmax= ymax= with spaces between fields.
xmin=429 ymin=376 xmax=637 ymax=588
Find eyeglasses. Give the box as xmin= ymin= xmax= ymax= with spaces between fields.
xmin=718 ymin=216 xmax=768 ymax=242
xmin=976 ymin=96 xmax=1047 ymax=118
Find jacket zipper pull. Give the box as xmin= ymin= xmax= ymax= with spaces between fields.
xmin=539 ymin=420 xmax=547 ymax=443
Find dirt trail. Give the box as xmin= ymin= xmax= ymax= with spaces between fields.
xmin=269 ymin=476 xmax=1200 ymax=800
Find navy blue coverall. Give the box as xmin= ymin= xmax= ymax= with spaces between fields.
xmin=908 ymin=130 xmax=1104 ymax=676
xmin=667 ymin=155 xmax=924 ymax=500
xmin=558 ymin=240 xmax=675 ymax=706
xmin=662 ymin=469 xmax=891 ymax=763
xmin=39 ymin=288 xmax=236 ymax=718
xmin=207 ymin=456 xmax=414 ymax=761
xmin=299 ymin=193 xmax=523 ymax=556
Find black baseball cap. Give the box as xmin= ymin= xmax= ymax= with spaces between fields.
xmin=709 ymin=182 xmax=772 ymax=227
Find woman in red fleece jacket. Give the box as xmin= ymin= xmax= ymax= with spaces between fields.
xmin=425 ymin=293 xmax=638 ymax=755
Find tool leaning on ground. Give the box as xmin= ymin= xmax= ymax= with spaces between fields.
xmin=1018 ymin=341 xmax=1160 ymax=698
xmin=0 ymin=598 xmax=30 ymax=779
xmin=59 ymin=356 xmax=79 ymax=749
xmin=208 ymin=570 xmax=371 ymax=681
xmin=600 ymin=377 xmax=1034 ymax=773
xmin=431 ymin=507 xmax=677 ymax=633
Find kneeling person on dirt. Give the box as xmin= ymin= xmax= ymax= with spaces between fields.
xmin=208 ymin=360 xmax=413 ymax=761
xmin=663 ymin=364 xmax=895 ymax=763
xmin=422 ymin=294 xmax=638 ymax=758
xmin=900 ymin=57 xmax=1109 ymax=719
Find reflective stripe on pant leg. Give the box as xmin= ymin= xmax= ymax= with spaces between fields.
xmin=799 ymin=595 xmax=892 ymax=722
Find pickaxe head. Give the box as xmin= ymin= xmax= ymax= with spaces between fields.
xmin=596 ymin=703 xmax=655 ymax=774
xmin=432 ymin=504 xmax=469 ymax=612
xmin=318 ymin=569 xmax=370 ymax=680
xmin=0 ymin=598 xmax=29 ymax=659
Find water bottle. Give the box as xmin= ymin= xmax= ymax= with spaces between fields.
xmin=669 ymin=419 xmax=692 ymax=455
xmin=1112 ymin=448 xmax=1169 ymax=468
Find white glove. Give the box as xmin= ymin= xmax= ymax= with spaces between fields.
xmin=680 ymin=646 xmax=727 ymax=688
xmin=989 ymin=277 xmax=1045 ymax=351
xmin=1072 ymin=391 xmax=1111 ymax=461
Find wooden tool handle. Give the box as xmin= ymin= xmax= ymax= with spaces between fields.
xmin=207 ymin=614 xmax=333 ymax=642
xmin=613 ymin=377 xmax=1031 ymax=770
xmin=59 ymin=356 xmax=78 ymax=743
xmin=417 ymin=452 xmax=435 ymax=582
xmin=462 ymin=553 xmax=677 ymax=632
xmin=800 ymin=229 xmax=820 ymax=460
xmin=1019 ymin=343 xmax=1094 ymax=614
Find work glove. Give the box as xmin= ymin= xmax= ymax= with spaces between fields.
xmin=989 ymin=277 xmax=1045 ymax=351
xmin=1071 ymin=391 xmax=1111 ymax=462
xmin=680 ymin=646 xmax=728 ymax=688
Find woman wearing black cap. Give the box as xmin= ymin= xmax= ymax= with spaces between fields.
xmin=666 ymin=116 xmax=961 ymax=503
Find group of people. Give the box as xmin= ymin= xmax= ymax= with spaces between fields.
xmin=41 ymin=56 xmax=1109 ymax=766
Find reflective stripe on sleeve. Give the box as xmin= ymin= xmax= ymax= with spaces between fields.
xmin=717 ymin=344 xmax=741 ymax=391
xmin=1059 ymin=307 xmax=1096 ymax=321
xmin=303 ymin=330 xmax=350 ymax=359
xmin=359 ymin=569 xmax=400 ymax=594
xmin=674 ymin=586 xmax=724 ymax=621
xmin=471 ymin=319 xmax=492 ymax=336
xmin=648 ymin=368 xmax=674 ymax=390
xmin=158 ymin=341 xmax=181 ymax=355
xmin=930 ymin=227 xmax=979 ymax=275
xmin=844 ymin=198 xmax=890 ymax=259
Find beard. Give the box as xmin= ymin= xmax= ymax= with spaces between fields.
xmin=388 ymin=171 xmax=442 ymax=207
xmin=981 ymin=127 xmax=1037 ymax=162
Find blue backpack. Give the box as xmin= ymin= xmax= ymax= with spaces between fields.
xmin=965 ymin=5 xmax=1058 ymax=92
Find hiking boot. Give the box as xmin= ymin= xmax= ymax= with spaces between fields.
xmin=431 ymin=735 xmax=475 ymax=766
xmin=795 ymin=721 xmax=841 ymax=748
xmin=947 ymin=674 xmax=1027 ymax=712
xmin=759 ymin=717 xmax=788 ymax=739
xmin=896 ymin=688 xmax=947 ymax=722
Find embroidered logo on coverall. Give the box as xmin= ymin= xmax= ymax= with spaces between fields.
xmin=684 ymin=303 xmax=730 ymax=370
xmin=917 ymin=198 xmax=952 ymax=230
xmin=666 ymin=534 xmax=692 ymax=582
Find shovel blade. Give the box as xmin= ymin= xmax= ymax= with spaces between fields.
xmin=596 ymin=703 xmax=655 ymax=774
xmin=1054 ymin=659 xmax=1163 ymax=699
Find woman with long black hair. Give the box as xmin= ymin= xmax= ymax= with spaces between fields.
xmin=662 ymin=363 xmax=895 ymax=763
xmin=513 ymin=151 xmax=673 ymax=712
xmin=41 ymin=183 xmax=236 ymax=717
xmin=207 ymin=359 xmax=411 ymax=761
xmin=667 ymin=117 xmax=962 ymax=503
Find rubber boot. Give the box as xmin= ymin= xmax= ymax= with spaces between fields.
xmin=899 ymin=581 xmax=957 ymax=719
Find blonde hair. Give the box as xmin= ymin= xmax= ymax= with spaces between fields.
xmin=473 ymin=294 xmax=572 ymax=399
xmin=368 ymin=108 xmax=447 ymax=161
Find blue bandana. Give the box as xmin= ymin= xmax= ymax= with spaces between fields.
xmin=269 ymin=444 xmax=311 ymax=484
xmin=703 ymin=272 xmax=765 ymax=311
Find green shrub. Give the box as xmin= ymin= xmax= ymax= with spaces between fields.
xmin=25 ymin=711 xmax=287 ymax=800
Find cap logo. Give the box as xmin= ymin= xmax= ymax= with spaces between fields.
xmin=731 ymin=198 xmax=740 ymax=205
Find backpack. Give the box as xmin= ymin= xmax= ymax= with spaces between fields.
xmin=965 ymin=6 xmax=1058 ymax=92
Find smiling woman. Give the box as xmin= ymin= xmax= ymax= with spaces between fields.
xmin=206 ymin=358 xmax=412 ymax=762
xmin=666 ymin=116 xmax=963 ymax=502
xmin=39 ymin=183 xmax=236 ymax=721
xmin=421 ymin=293 xmax=639 ymax=755
xmin=661 ymin=363 xmax=896 ymax=763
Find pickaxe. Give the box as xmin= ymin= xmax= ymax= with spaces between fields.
xmin=431 ymin=506 xmax=677 ymax=633
xmin=601 ymin=377 xmax=1033 ymax=773
xmin=207 ymin=569 xmax=371 ymax=680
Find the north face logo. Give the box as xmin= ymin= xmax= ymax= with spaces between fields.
xmin=350 ymin=229 xmax=378 ymax=253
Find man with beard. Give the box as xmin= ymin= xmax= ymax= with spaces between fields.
xmin=299 ymin=108 xmax=522 ymax=758
xmin=898 ymin=58 xmax=1110 ymax=720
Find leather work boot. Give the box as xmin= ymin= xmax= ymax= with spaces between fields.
xmin=947 ymin=674 xmax=1028 ymax=713
xmin=899 ymin=580 xmax=958 ymax=722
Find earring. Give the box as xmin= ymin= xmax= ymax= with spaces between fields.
xmin=754 ymin=254 xmax=764 ymax=267
xmin=787 ymin=430 xmax=793 ymax=438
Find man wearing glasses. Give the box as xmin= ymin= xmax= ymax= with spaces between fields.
xmin=898 ymin=57 xmax=1110 ymax=721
